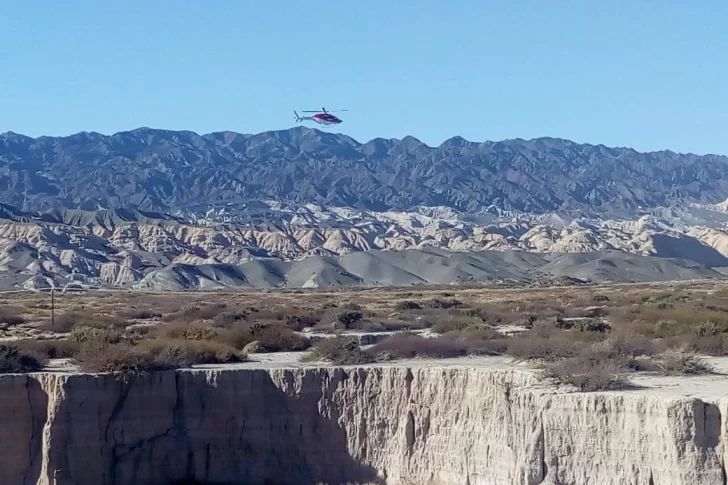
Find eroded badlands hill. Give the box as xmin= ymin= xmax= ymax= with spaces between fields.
xmin=0 ymin=204 xmax=722 ymax=290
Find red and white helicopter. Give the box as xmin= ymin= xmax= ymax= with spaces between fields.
xmin=293 ymin=107 xmax=347 ymax=126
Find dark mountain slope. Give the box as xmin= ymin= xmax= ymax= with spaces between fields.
xmin=1 ymin=127 xmax=727 ymax=216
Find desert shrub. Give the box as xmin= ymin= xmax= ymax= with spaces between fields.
xmin=563 ymin=306 xmax=608 ymax=319
xmin=207 ymin=321 xmax=311 ymax=352
xmin=335 ymin=310 xmax=363 ymax=329
xmin=211 ymin=310 xmax=249 ymax=327
xmin=368 ymin=334 xmax=468 ymax=360
xmin=541 ymin=353 xmax=632 ymax=392
xmin=505 ymin=325 xmax=602 ymax=362
xmin=642 ymin=292 xmax=689 ymax=305
xmin=306 ymin=336 xmax=374 ymax=365
xmin=336 ymin=319 xmax=386 ymax=332
xmin=70 ymin=325 xmax=124 ymax=345
xmin=137 ymin=339 xmax=246 ymax=367
xmin=36 ymin=312 xmax=82 ymax=333
xmin=465 ymin=338 xmax=510 ymax=355
xmin=453 ymin=325 xmax=502 ymax=340
xmin=283 ymin=313 xmax=319 ymax=331
xmin=606 ymin=331 xmax=656 ymax=358
xmin=161 ymin=303 xmax=229 ymax=323
xmin=677 ymin=334 xmax=728 ymax=356
xmin=506 ymin=336 xmax=575 ymax=362
xmin=318 ymin=302 xmax=339 ymax=312
xmin=423 ymin=298 xmax=463 ymax=309
xmin=656 ymin=351 xmax=714 ymax=375
xmin=695 ymin=320 xmax=724 ymax=337
xmin=431 ymin=316 xmax=481 ymax=334
xmin=574 ymin=319 xmax=611 ymax=333
xmin=78 ymin=338 xmax=246 ymax=380
xmin=513 ymin=314 xmax=538 ymax=328
xmin=446 ymin=326 xmax=509 ymax=355
xmin=537 ymin=316 xmax=571 ymax=329
xmin=378 ymin=319 xmax=431 ymax=332
xmin=624 ymin=306 xmax=728 ymax=336
xmin=38 ymin=311 xmax=129 ymax=333
xmin=76 ymin=341 xmax=161 ymax=381
xmin=247 ymin=308 xmax=285 ymax=321
xmin=703 ymin=303 xmax=728 ymax=313
xmin=0 ymin=344 xmax=44 ymax=373
xmin=247 ymin=323 xmax=311 ymax=352
xmin=117 ymin=309 xmax=163 ymax=320
xmin=76 ymin=313 xmax=128 ymax=329
xmin=395 ymin=300 xmax=422 ymax=311
xmin=210 ymin=327 xmax=252 ymax=350
xmin=340 ymin=302 xmax=363 ymax=311
xmin=156 ymin=322 xmax=217 ymax=341
xmin=0 ymin=306 xmax=25 ymax=326
xmin=592 ymin=294 xmax=610 ymax=302
xmin=453 ymin=307 xmax=488 ymax=320
xmin=15 ymin=339 xmax=79 ymax=359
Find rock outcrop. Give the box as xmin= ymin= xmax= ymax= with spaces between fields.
xmin=1 ymin=366 xmax=726 ymax=485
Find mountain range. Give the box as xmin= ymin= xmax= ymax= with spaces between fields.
xmin=3 ymin=126 xmax=728 ymax=217
xmin=2 ymin=127 xmax=728 ymax=290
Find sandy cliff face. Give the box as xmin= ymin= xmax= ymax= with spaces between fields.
xmin=1 ymin=366 xmax=726 ymax=485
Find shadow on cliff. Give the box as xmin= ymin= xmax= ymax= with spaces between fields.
xmin=73 ymin=369 xmax=386 ymax=485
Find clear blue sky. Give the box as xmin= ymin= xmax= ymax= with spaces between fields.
xmin=1 ymin=1 xmax=727 ymax=154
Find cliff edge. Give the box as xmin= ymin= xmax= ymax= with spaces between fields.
xmin=1 ymin=364 xmax=727 ymax=485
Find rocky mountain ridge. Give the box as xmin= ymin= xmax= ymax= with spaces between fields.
xmin=3 ymin=127 xmax=728 ymax=217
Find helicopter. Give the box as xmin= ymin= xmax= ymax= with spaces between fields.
xmin=293 ymin=107 xmax=347 ymax=126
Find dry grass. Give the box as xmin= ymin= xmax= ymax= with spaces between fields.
xmin=1 ymin=280 xmax=728 ymax=382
